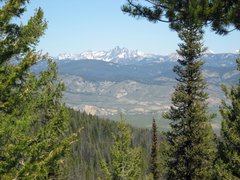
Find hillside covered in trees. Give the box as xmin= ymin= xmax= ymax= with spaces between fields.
xmin=66 ymin=108 xmax=158 ymax=180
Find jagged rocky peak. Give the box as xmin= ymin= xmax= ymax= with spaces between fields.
xmin=54 ymin=46 xmax=154 ymax=62
xmin=52 ymin=47 xmax=237 ymax=67
xmin=110 ymin=46 xmax=133 ymax=54
xmin=53 ymin=46 xmax=161 ymax=62
xmin=113 ymin=46 xmax=121 ymax=51
xmin=110 ymin=46 xmax=122 ymax=53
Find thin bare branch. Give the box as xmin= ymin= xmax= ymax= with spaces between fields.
xmin=145 ymin=0 xmax=167 ymax=9
xmin=227 ymin=27 xmax=237 ymax=32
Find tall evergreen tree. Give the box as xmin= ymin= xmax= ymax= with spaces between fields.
xmin=162 ymin=22 xmax=216 ymax=180
xmin=100 ymin=113 xmax=141 ymax=180
xmin=122 ymin=0 xmax=216 ymax=179
xmin=149 ymin=117 xmax=160 ymax=180
xmin=0 ymin=1 xmax=80 ymax=179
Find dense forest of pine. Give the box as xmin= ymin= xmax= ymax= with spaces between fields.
xmin=65 ymin=108 xmax=162 ymax=180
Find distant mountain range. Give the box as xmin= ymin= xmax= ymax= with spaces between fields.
xmin=50 ymin=46 xmax=240 ymax=67
xmin=29 ymin=46 xmax=240 ymax=116
xmin=60 ymin=64 xmax=239 ymax=115
xmin=52 ymin=46 xmax=158 ymax=62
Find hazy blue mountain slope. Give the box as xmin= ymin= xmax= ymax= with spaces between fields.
xmin=56 ymin=60 xmax=177 ymax=78
xmin=31 ymin=58 xmax=239 ymax=83
xmin=59 ymin=66 xmax=239 ymax=115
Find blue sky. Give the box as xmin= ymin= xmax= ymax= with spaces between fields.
xmin=16 ymin=0 xmax=240 ymax=57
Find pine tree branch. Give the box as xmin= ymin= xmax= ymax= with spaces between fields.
xmin=125 ymin=0 xmax=172 ymax=23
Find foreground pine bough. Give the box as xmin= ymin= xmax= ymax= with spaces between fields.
xmin=0 ymin=1 xmax=80 ymax=179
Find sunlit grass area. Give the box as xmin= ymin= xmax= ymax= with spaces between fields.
xmin=100 ymin=107 xmax=223 ymax=135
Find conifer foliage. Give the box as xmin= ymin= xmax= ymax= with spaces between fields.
xmin=215 ymin=58 xmax=240 ymax=179
xmin=101 ymin=113 xmax=141 ymax=180
xmin=206 ymin=1 xmax=240 ymax=178
xmin=149 ymin=117 xmax=160 ymax=180
xmin=209 ymin=0 xmax=240 ymax=35
xmin=122 ymin=0 xmax=216 ymax=179
xmin=162 ymin=24 xmax=216 ymax=179
xmin=66 ymin=109 xmax=152 ymax=180
xmin=0 ymin=1 xmax=79 ymax=179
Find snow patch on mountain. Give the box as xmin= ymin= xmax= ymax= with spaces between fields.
xmin=51 ymin=47 xmax=238 ymax=67
xmin=54 ymin=46 xmax=157 ymax=62
xmin=231 ymin=50 xmax=239 ymax=54
xmin=57 ymin=53 xmax=80 ymax=60
xmin=205 ymin=50 xmax=216 ymax=54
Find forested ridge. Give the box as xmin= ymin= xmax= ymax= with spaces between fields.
xmin=66 ymin=108 xmax=158 ymax=180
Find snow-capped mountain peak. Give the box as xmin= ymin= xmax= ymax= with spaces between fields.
xmin=54 ymin=47 xmax=218 ymax=62
xmin=52 ymin=47 xmax=239 ymax=67
xmin=231 ymin=50 xmax=239 ymax=54
xmin=204 ymin=50 xmax=215 ymax=54
xmin=57 ymin=53 xmax=81 ymax=60
xmin=54 ymin=46 xmax=155 ymax=62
